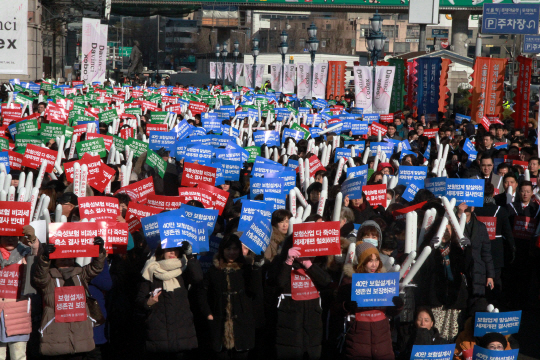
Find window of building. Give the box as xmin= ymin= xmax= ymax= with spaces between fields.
xmin=406 ymin=25 xmax=420 ymax=38
xmin=302 ymin=23 xmax=306 ymax=29
xmin=289 ymin=39 xmax=295 ymax=48
xmin=467 ymin=30 xmax=473 ymax=38
xmin=384 ymin=41 xmax=390 ymax=52
xmin=337 ymin=39 xmax=342 ymax=46
xmin=321 ymin=40 xmax=327 ymax=48
xmin=299 ymin=38 xmax=305 ymax=49
xmin=382 ymin=25 xmax=394 ymax=39
xmin=326 ymin=24 xmax=331 ymax=30
xmin=394 ymin=42 xmax=410 ymax=53
xmin=489 ymin=46 xmax=501 ymax=56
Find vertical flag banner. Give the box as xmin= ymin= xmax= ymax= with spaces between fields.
xmin=271 ymin=64 xmax=282 ymax=92
xmin=354 ymin=66 xmax=373 ymax=113
xmin=97 ymin=24 xmax=108 ymax=84
xmin=297 ymin=63 xmax=312 ymax=100
xmin=235 ymin=62 xmax=243 ymax=82
xmin=405 ymin=60 xmax=417 ymax=111
xmin=415 ymin=58 xmax=441 ymax=117
xmin=513 ymin=56 xmax=532 ymax=135
xmin=373 ymin=66 xmax=395 ymax=114
xmin=243 ymin=63 xmax=252 ymax=86
xmin=438 ymin=59 xmax=451 ymax=115
xmin=0 ymin=0 xmax=27 ymax=74
xmin=225 ymin=62 xmax=234 ymax=82
xmin=283 ymin=64 xmax=296 ymax=94
xmin=255 ymin=64 xmax=265 ymax=88
xmin=326 ymin=61 xmax=347 ymax=98
xmin=210 ymin=62 xmax=216 ymax=79
xmin=470 ymin=57 xmax=507 ymax=124
xmin=312 ymin=63 xmax=329 ymax=99
xmin=216 ymin=63 xmax=223 ymax=80
xmin=389 ymin=58 xmax=406 ymax=113
xmin=82 ymin=18 xmax=101 ymax=84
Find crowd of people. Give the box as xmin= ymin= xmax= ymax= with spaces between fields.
xmin=0 ymin=77 xmax=535 ymax=360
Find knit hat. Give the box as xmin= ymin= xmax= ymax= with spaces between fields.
xmin=355 ymin=242 xmax=379 ymax=270
xmin=478 ymin=332 xmax=507 ymax=350
xmin=377 ymin=162 xmax=394 ymax=175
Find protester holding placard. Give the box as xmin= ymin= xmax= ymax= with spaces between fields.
xmin=397 ymin=307 xmax=445 ymax=360
xmin=136 ymin=242 xmax=201 ymax=358
xmin=266 ymin=210 xmax=292 ymax=262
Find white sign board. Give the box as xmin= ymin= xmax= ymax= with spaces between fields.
xmin=409 ymin=0 xmax=439 ymax=25
xmin=81 ymin=18 xmax=101 ymax=84
xmin=0 ymin=0 xmax=28 ymax=74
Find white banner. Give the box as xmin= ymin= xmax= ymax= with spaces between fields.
xmin=225 ymin=62 xmax=234 ymax=82
xmin=373 ymin=66 xmax=395 ymax=114
xmin=97 ymin=24 xmax=108 ymax=84
xmin=255 ymin=64 xmax=264 ymax=88
xmin=270 ymin=64 xmax=282 ymax=92
xmin=297 ymin=63 xmax=311 ymax=100
xmin=210 ymin=62 xmax=216 ymax=79
xmin=244 ymin=64 xmax=253 ymax=86
xmin=82 ymin=18 xmax=101 ymax=84
xmin=283 ymin=64 xmax=295 ymax=94
xmin=235 ymin=62 xmax=243 ymax=81
xmin=353 ymin=66 xmax=373 ymax=113
xmin=216 ymin=62 xmax=223 ymax=80
xmin=0 ymin=0 xmax=28 ymax=74
xmin=312 ymin=63 xmax=328 ymax=99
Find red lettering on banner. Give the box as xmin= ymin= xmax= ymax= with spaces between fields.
xmin=78 ymin=196 xmax=120 ymax=221
xmin=363 ymin=184 xmax=387 ymax=207
xmin=291 ymin=269 xmax=319 ymax=301
xmin=54 ymin=286 xmax=87 ymax=323
xmin=178 ymin=187 xmax=214 ymax=209
xmin=146 ymin=124 xmax=168 ymax=136
xmin=21 ymin=144 xmax=57 ymax=173
xmin=115 ymin=177 xmax=155 ymax=204
xmin=125 ymin=202 xmax=162 ymax=233
xmin=476 ymin=216 xmax=497 ymax=240
xmin=105 ymin=222 xmax=129 ymax=254
xmin=7 ymin=150 xmax=23 ymax=170
xmin=0 ymin=264 xmax=21 ymax=299
xmin=513 ymin=216 xmax=537 ymax=239
xmin=293 ymin=221 xmax=341 ymax=256
xmin=146 ymin=194 xmax=183 ymax=210
xmin=0 ymin=202 xmax=31 ymax=236
xmin=181 ymin=162 xmax=217 ymax=187
xmin=197 ymin=183 xmax=229 ymax=215
xmin=308 ymin=155 xmax=326 ymax=177
xmin=48 ymin=222 xmax=104 ymax=259
xmin=380 ymin=114 xmax=394 ymax=123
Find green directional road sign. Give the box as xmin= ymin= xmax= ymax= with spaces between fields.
xmin=119 ymin=47 xmax=132 ymax=57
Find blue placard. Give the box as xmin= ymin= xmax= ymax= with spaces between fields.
xmin=310 ymin=127 xmax=325 ymax=138
xmin=425 ymin=177 xmax=447 ymax=197
xmin=335 ymin=148 xmax=358 ymax=163
xmin=400 ymin=150 xmax=417 ymax=161
xmin=220 ymin=105 xmax=235 ymax=117
xmin=363 ymin=113 xmax=380 ymax=124
xmin=253 ymin=130 xmax=280 ymax=147
xmin=474 ymin=311 xmax=522 ymax=336
xmin=455 ymin=113 xmax=471 ymax=125
xmin=220 ymin=124 xmax=239 ymax=138
xmin=190 ymin=127 xmax=207 ymax=137
xmin=494 ymin=142 xmax=508 ymax=150
xmin=239 ymin=212 xmax=272 ymax=254
xmin=176 ymin=204 xmax=219 ymax=234
xmin=207 ymin=161 xmax=225 ymax=187
xmin=397 ymin=166 xmax=429 ymax=187
xmin=463 ymin=138 xmax=477 ymax=155
xmin=275 ymin=108 xmax=291 ymax=121
xmin=369 ymin=142 xmax=395 ymax=158
xmin=214 ymin=159 xmax=242 ymax=181
xmin=312 ymin=99 xmax=327 ymax=109
xmin=472 ymin=346 xmax=518 ymax=360
xmin=424 ymin=142 xmax=431 ymax=160
xmin=287 ymin=159 xmax=299 ymax=171
xmin=184 ymin=144 xmax=213 ymax=165
xmin=158 ymin=215 xmax=206 ymax=253
xmin=174 ymin=119 xmax=193 ymax=140
xmin=282 ymin=128 xmax=305 ymax=143
xmin=202 ymin=115 xmax=221 ymax=133
xmin=347 ymin=164 xmax=369 ymax=182
xmin=0 ymin=152 xmax=10 ymax=174
xmin=351 ymin=272 xmax=399 ymax=307
xmin=346 ymin=120 xmax=369 ymax=135
xmin=250 ymin=177 xmax=284 ymax=199
xmin=252 ymin=162 xmax=284 ymax=178
xmin=344 ymin=141 xmax=366 ymax=153
xmin=482 ymin=3 xmax=540 ymax=35
xmin=264 ymin=193 xmax=287 ymax=211
xmin=410 ymin=344 xmax=456 ymax=360
xmin=265 ymin=169 xmax=296 ymax=193
xmin=141 ymin=214 xmax=160 ymax=249
xmin=351 ymin=107 xmax=363 ymax=116
xmin=238 ymin=200 xmax=272 ymax=232
xmin=341 ymin=176 xmax=364 ymax=200
xmin=524 ymin=35 xmax=540 ymax=53
xmin=149 ymin=131 xmax=177 ymax=157
xmin=402 ymin=181 xmax=424 ymax=203
xmin=446 ymin=179 xmax=485 ymax=207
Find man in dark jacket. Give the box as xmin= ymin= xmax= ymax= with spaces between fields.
xmin=457 ymin=203 xmax=495 ymax=299
xmin=471 ymin=155 xmax=504 ymax=194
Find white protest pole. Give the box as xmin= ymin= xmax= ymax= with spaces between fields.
xmin=288 ymin=216 xmax=297 ymax=236
xmin=432 ymin=159 xmax=440 ymax=175
xmin=320 ymin=144 xmax=328 ymax=165
xmin=304 ymin=158 xmax=310 ymax=185
xmin=0 ymin=164 xmax=5 ymax=175
xmin=332 ymin=192 xmax=342 ymax=222
xmin=36 ymin=195 xmax=50 ymax=221
xmin=334 ymin=158 xmax=345 ymax=185
xmin=79 ymin=164 xmax=88 ymax=198
xmin=382 ymin=175 xmax=388 ymax=185
xmin=319 ymin=122 xmax=343 ymax=135
xmin=322 ymin=176 xmax=328 ymax=194
xmin=73 ymin=163 xmax=81 ymax=197
xmin=0 ymin=173 xmax=5 ymax=194
xmin=436 ymin=144 xmax=443 ymax=163
xmin=524 ymin=169 xmax=531 ymax=181
xmin=401 ymin=246 xmax=432 ymax=288
xmin=264 ymin=146 xmax=270 ymax=159
xmin=24 ymin=172 xmax=33 ymax=202
xmin=296 ymin=206 xmax=304 ymax=221
xmin=362 ymin=147 xmax=370 ymax=164
xmin=294 ymin=187 xmax=308 ymax=208
xmin=507 ymin=186 xmax=514 ymax=204
xmin=389 ymin=175 xmax=399 ymax=190
xmin=0 ymin=190 xmax=5 ymax=201
xmin=373 ymin=146 xmax=381 ymax=173
xmin=459 ymin=213 xmax=467 ymax=233
xmin=7 ymin=186 xmax=15 ymax=202
xmin=432 ymin=216 xmax=449 ymax=249
xmin=449 ymin=197 xmax=456 ymax=209
xmin=106 ymin=143 xmax=115 ymax=164
xmin=54 ymin=204 xmax=63 ymax=221
xmin=289 ymin=189 xmax=297 ymax=217
xmin=273 ymin=148 xmax=279 ymax=162
xmin=381 ymin=151 xmax=387 ymax=163
xmin=120 ymin=165 xmax=126 ymax=187
xmin=399 ymin=251 xmax=417 ymax=280
xmin=35 ymin=160 xmax=47 ymax=190
xmin=405 ymin=212 xmax=417 ymax=254
xmin=301 ymin=204 xmax=312 ymax=221
xmin=3 ymin=174 xmax=11 ymax=194
xmin=324 ymin=145 xmax=332 ymax=167
xmin=418 ymin=208 xmax=436 ymax=249
xmin=377 ymin=129 xmax=381 ymax=142
xmin=115 ymin=150 xmax=121 ymax=164
xmin=397 ymin=142 xmax=403 ymax=153
xmin=33 ymin=194 xmax=46 ymax=221
xmin=442 ymin=196 xmax=463 ymax=239
xmin=56 ymin=135 xmax=65 ymax=168
xmin=435 ymin=133 xmax=440 ymax=146
xmin=317 ymin=195 xmax=326 ymax=216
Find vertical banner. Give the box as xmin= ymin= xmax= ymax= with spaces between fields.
xmin=225 ymin=62 xmax=234 ymax=82
xmin=373 ymin=66 xmax=395 ymax=114
xmin=326 ymin=61 xmax=347 ymax=98
xmin=389 ymin=59 xmax=405 ymax=113
xmin=255 ymin=64 xmax=265 ymax=88
xmin=353 ymin=66 xmax=373 ymax=113
xmin=216 ymin=62 xmax=223 ymax=80
xmin=210 ymin=62 xmax=216 ymax=79
xmin=0 ymin=0 xmax=27 ymax=74
xmin=283 ymin=64 xmax=296 ymax=94
xmin=270 ymin=64 xmax=282 ymax=92
xmin=235 ymin=62 xmax=243 ymax=82
xmin=438 ymin=59 xmax=451 ymax=115
xmin=97 ymin=24 xmax=108 ymax=84
xmin=405 ymin=60 xmax=417 ymax=112
xmin=513 ymin=56 xmax=532 ymax=135
xmin=297 ymin=63 xmax=312 ymax=100
xmin=312 ymin=63 xmax=328 ymax=99
xmin=81 ymin=18 xmax=101 ymax=84
xmin=415 ymin=58 xmax=441 ymax=117
xmin=470 ymin=57 xmax=507 ymax=124
xmin=243 ymin=63 xmax=252 ymax=86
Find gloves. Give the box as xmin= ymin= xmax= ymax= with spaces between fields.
xmin=298 ymin=258 xmax=313 ymax=269
xmin=459 ymin=236 xmax=471 ymax=247
xmin=429 ymin=236 xmax=440 ymax=249
xmin=22 ymin=225 xmax=37 ymax=243
xmin=285 ymin=247 xmax=301 ymax=266
xmin=93 ymin=237 xmax=105 ymax=252
xmin=392 ymin=296 xmax=404 ymax=308
xmin=253 ymin=252 xmax=265 ymax=268
xmin=43 ymin=244 xmax=56 ymax=261
xmin=343 ymin=300 xmax=358 ymax=313
xmin=181 ymin=241 xmax=193 ymax=256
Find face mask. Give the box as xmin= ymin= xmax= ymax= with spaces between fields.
xmin=363 ymin=238 xmax=378 ymax=247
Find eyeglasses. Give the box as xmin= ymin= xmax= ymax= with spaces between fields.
xmin=487 ymin=344 xmax=505 ymax=351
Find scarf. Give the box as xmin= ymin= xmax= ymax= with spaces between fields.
xmin=141 ymin=256 xmax=187 ymax=292
xmin=439 ymin=242 xmax=453 ymax=282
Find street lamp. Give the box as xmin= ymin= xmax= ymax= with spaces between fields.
xmin=278 ymin=30 xmax=288 ymax=93
xmin=221 ymin=42 xmax=228 ymax=86
xmin=252 ymin=38 xmax=260 ymax=89
xmin=214 ymin=44 xmax=220 ymax=85
xmin=306 ymin=23 xmax=318 ymax=99
xmin=365 ymin=10 xmax=386 ymax=110
xmin=233 ymin=40 xmax=240 ymax=88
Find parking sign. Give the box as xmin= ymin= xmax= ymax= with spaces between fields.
xmin=482 ymin=4 xmax=540 ymax=34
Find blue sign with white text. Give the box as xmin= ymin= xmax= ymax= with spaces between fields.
xmin=446 ymin=179 xmax=485 ymax=207
xmin=410 ymin=344 xmax=456 ymax=360
xmin=474 ymin=311 xmax=522 ymax=336
xmin=482 ymin=4 xmax=540 ymax=35
xmin=351 ymin=272 xmax=399 ymax=307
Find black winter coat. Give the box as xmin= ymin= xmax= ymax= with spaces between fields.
xmin=135 ymin=258 xmax=203 ymax=353
xmin=474 ymin=203 xmax=515 ymax=269
xmin=397 ymin=327 xmax=445 ymax=360
xmin=464 ymin=215 xmax=495 ymax=297
xmin=198 ymin=257 xmax=263 ymax=352
xmin=275 ymin=262 xmax=331 ymax=357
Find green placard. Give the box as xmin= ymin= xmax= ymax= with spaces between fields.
xmin=125 ymin=107 xmax=142 ymax=116
xmin=76 ymin=138 xmax=107 ymax=158
xmin=40 ymin=83 xmax=53 ymax=92
xmin=254 ymin=98 xmax=268 ymax=107
xmin=367 ymin=168 xmax=374 ymax=180
xmin=291 ymin=123 xmax=310 ymax=140
xmin=0 ymin=137 xmax=8 ymax=151
xmin=70 ymin=114 xmax=94 ymax=127
xmin=14 ymin=93 xmax=33 ymax=105
xmin=145 ymin=150 xmax=167 ymax=178
xmin=72 ymin=103 xmax=86 ymax=114
xmin=125 ymin=137 xmax=148 ymax=158
xmin=147 ymin=93 xmax=161 ymax=103
xmin=16 ymin=120 xmax=39 ymax=135
xmin=286 ymin=105 xmax=299 ymax=116
xmin=13 ymin=84 xmax=25 ymax=92
xmin=111 ymin=135 xmax=127 ymax=152
xmin=40 ymin=123 xmax=68 ymax=141
xmin=150 ymin=111 xmax=168 ymax=124
xmin=49 ymin=88 xmax=62 ymax=97
xmin=15 ymin=133 xmax=43 ymax=149
xmin=202 ymin=96 xmax=216 ymax=107
xmin=245 ymin=146 xmax=260 ymax=163
xmin=98 ymin=108 xmax=118 ymax=125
